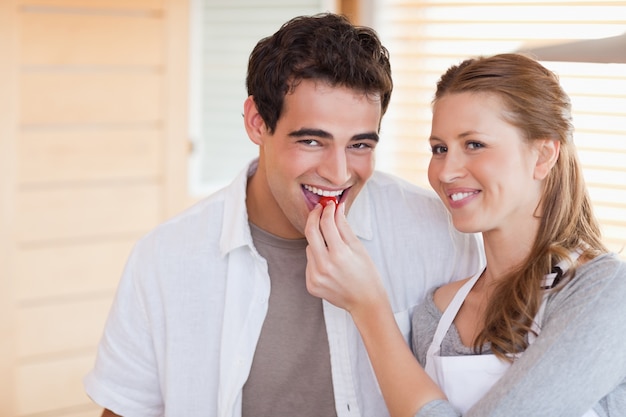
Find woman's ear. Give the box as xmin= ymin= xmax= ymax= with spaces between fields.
xmin=534 ymin=139 xmax=560 ymax=180
xmin=244 ymin=96 xmax=267 ymax=145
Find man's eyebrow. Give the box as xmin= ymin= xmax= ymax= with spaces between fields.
xmin=288 ymin=128 xmax=379 ymax=142
xmin=353 ymin=132 xmax=379 ymax=142
xmin=288 ymin=128 xmax=332 ymax=139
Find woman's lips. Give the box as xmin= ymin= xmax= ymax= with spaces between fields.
xmin=446 ymin=189 xmax=480 ymax=209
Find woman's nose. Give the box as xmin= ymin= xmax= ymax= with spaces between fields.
xmin=437 ymin=150 xmax=466 ymax=183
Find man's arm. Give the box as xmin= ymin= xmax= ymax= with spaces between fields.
xmin=101 ymin=409 xmax=121 ymax=417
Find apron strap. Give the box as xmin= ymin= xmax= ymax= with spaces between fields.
xmin=532 ymin=250 xmax=582 ymax=342
xmin=426 ymin=269 xmax=484 ymax=358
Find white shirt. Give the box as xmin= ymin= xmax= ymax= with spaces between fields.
xmin=84 ymin=159 xmax=483 ymax=417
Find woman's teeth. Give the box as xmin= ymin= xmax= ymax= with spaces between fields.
xmin=450 ymin=191 xmax=477 ymax=201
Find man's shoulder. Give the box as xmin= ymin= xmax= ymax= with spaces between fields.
xmin=368 ymin=170 xmax=438 ymax=198
xmin=151 ymin=163 xmax=251 ymax=238
xmin=136 ymin=187 xmax=231 ymax=250
xmin=358 ymin=170 xmax=460 ymax=245
xmin=366 ymin=170 xmax=445 ymax=214
xmin=162 ymin=191 xmax=227 ymax=230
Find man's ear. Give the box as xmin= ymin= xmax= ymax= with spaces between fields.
xmin=244 ymin=96 xmax=267 ymax=145
xmin=534 ymin=139 xmax=560 ymax=180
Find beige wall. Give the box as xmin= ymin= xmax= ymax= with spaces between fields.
xmin=0 ymin=0 xmax=190 ymax=415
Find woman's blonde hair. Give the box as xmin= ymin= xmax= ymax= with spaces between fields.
xmin=433 ymin=53 xmax=608 ymax=360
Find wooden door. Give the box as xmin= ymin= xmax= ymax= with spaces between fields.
xmin=0 ymin=0 xmax=189 ymax=415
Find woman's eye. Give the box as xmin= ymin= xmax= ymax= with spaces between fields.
xmin=467 ymin=141 xmax=484 ymax=150
xmin=431 ymin=144 xmax=447 ymax=154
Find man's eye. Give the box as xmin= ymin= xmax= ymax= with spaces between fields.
xmin=431 ymin=144 xmax=447 ymax=154
xmin=350 ymin=142 xmax=374 ymax=150
xmin=299 ymin=139 xmax=320 ymax=146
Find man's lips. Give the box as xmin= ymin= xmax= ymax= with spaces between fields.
xmin=303 ymin=184 xmax=346 ymax=206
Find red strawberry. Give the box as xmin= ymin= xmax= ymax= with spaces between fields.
xmin=319 ymin=196 xmax=338 ymax=207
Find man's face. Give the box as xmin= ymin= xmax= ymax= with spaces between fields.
xmin=246 ymin=79 xmax=382 ymax=239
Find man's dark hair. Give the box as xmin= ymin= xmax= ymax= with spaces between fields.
xmin=246 ymin=13 xmax=393 ymax=133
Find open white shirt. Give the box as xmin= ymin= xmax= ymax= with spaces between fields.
xmin=84 ymin=159 xmax=484 ymax=417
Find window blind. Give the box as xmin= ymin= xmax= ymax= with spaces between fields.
xmin=372 ymin=0 xmax=626 ymax=257
xmin=189 ymin=0 xmax=330 ymax=196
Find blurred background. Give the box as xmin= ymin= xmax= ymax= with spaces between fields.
xmin=0 ymin=0 xmax=624 ymax=415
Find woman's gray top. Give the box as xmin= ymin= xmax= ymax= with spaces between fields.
xmin=411 ymin=253 xmax=626 ymax=417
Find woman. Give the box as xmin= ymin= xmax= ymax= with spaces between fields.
xmin=304 ymin=53 xmax=626 ymax=416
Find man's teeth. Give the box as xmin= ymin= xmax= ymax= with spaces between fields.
xmin=304 ymin=185 xmax=343 ymax=197
xmin=450 ymin=191 xmax=477 ymax=201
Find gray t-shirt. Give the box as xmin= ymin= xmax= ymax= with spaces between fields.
xmin=412 ymin=253 xmax=626 ymax=417
xmin=242 ymin=223 xmax=337 ymax=417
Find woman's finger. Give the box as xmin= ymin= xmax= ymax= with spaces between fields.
xmin=334 ymin=202 xmax=361 ymax=248
xmin=305 ymin=203 xmax=329 ymax=260
xmin=318 ymin=201 xmax=346 ymax=252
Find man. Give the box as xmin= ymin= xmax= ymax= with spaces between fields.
xmin=84 ymin=13 xmax=483 ymax=417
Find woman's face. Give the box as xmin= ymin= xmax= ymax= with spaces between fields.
xmin=428 ymin=92 xmax=545 ymax=238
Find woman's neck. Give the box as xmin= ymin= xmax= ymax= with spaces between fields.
xmin=480 ymin=225 xmax=537 ymax=286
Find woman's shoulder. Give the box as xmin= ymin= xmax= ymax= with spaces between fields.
xmin=576 ymin=252 xmax=626 ymax=283
xmin=432 ymin=277 xmax=473 ymax=313
xmin=547 ymin=253 xmax=626 ymax=314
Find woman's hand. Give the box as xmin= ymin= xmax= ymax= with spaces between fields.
xmin=304 ymin=201 xmax=388 ymax=316
xmin=306 ymin=202 xmax=445 ymax=417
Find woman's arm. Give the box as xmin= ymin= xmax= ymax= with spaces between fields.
xmin=351 ymin=292 xmax=446 ymax=417
xmin=306 ymin=203 xmax=626 ymax=417
xmin=305 ymin=202 xmax=446 ymax=417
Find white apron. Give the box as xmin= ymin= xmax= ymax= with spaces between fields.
xmin=424 ymin=262 xmax=599 ymax=416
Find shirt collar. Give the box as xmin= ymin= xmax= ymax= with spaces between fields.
xmin=219 ymin=160 xmax=257 ymax=256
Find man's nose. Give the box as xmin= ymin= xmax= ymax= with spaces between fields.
xmin=318 ymin=148 xmax=350 ymax=185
